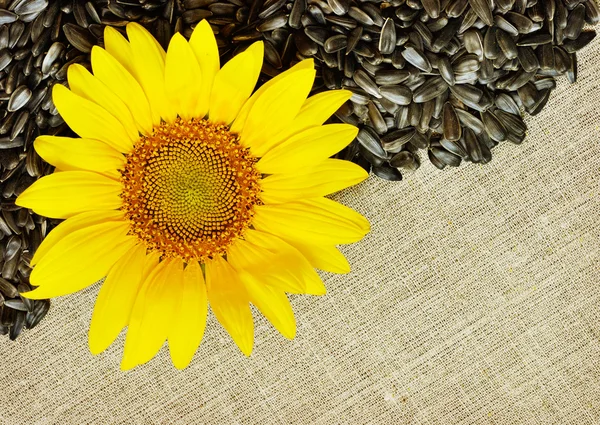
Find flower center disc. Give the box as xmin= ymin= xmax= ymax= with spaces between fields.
xmin=120 ymin=118 xmax=261 ymax=262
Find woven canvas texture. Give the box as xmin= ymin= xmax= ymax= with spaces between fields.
xmin=1 ymin=39 xmax=599 ymax=425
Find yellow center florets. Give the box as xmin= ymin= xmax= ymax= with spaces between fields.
xmin=120 ymin=118 xmax=262 ymax=262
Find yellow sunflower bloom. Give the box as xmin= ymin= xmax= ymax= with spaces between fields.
xmin=16 ymin=21 xmax=369 ymax=370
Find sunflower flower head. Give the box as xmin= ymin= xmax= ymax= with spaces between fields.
xmin=17 ymin=21 xmax=369 ymax=370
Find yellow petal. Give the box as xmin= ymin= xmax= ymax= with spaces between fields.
xmin=168 ymin=261 xmax=208 ymax=369
xmin=304 ymin=197 xmax=370 ymax=232
xmin=22 ymin=220 xmax=135 ymax=299
xmin=285 ymin=242 xmax=350 ymax=274
xmin=260 ymin=159 xmax=368 ymax=204
xmin=67 ymin=64 xmax=139 ymax=142
xmin=227 ymin=231 xmax=325 ymax=295
xmin=52 ymin=84 xmax=135 ymax=153
xmin=241 ymin=272 xmax=296 ymax=339
xmin=230 ymin=59 xmax=315 ymax=134
xmin=165 ymin=33 xmax=203 ymax=120
xmin=252 ymin=197 xmax=369 ymax=245
xmin=121 ymin=258 xmax=182 ymax=370
xmin=257 ymin=124 xmax=358 ymax=174
xmin=126 ymin=22 xmax=176 ymax=124
xmin=88 ymin=243 xmax=146 ymax=355
xmin=205 ymin=256 xmax=254 ymax=356
xmin=103 ymin=26 xmax=135 ymax=76
xmin=16 ymin=171 xmax=122 ymax=219
xmin=209 ymin=41 xmax=264 ymax=125
xmin=34 ymin=136 xmax=124 ymax=179
xmin=239 ymin=67 xmax=315 ymax=154
xmin=188 ymin=20 xmax=219 ymax=118
xmin=91 ymin=46 xmax=154 ymax=134
xmin=31 ymin=209 xmax=125 ymax=266
xmin=265 ymin=90 xmax=353 ymax=152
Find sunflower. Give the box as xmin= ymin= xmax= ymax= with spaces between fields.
xmin=16 ymin=21 xmax=369 ymax=370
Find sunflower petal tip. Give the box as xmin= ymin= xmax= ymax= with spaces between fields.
xmin=103 ymin=26 xmax=126 ymax=48
xmin=51 ymin=82 xmax=67 ymax=98
xmin=234 ymin=335 xmax=254 ymax=356
xmin=119 ymin=352 xmax=139 ymax=371
xmin=339 ymin=89 xmax=353 ymax=101
xmin=14 ymin=192 xmax=27 ymax=207
xmin=301 ymin=58 xmax=315 ymax=68
xmin=170 ymin=31 xmax=186 ymax=44
xmin=281 ymin=324 xmax=297 ymax=340
xmin=19 ymin=288 xmax=45 ymax=300
xmin=125 ymin=21 xmax=141 ymax=31
xmin=119 ymin=362 xmax=136 ymax=372
xmin=88 ymin=340 xmax=104 ymax=356
xmin=171 ymin=357 xmax=191 ymax=370
xmin=250 ymin=40 xmax=264 ymax=54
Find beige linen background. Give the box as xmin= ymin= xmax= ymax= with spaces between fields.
xmin=1 ymin=38 xmax=599 ymax=425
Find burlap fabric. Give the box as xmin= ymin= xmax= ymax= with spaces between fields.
xmin=1 ymin=37 xmax=599 ymax=424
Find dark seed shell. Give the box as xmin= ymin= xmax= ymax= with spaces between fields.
xmin=389 ymin=151 xmax=419 ymax=171
xmin=442 ymin=102 xmax=462 ymax=142
xmin=481 ymin=110 xmax=508 ymax=142
xmin=413 ymin=77 xmax=449 ymax=103
xmin=401 ymin=45 xmax=432 ymax=73
xmin=468 ymin=0 xmax=494 ymax=26
xmin=463 ymin=128 xmax=484 ymax=163
xmin=379 ymin=85 xmax=412 ymax=105
xmin=431 ymin=146 xmax=461 ymax=167
xmin=357 ymin=126 xmax=386 ymax=159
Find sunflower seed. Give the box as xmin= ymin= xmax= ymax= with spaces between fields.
xmin=357 ymin=126 xmax=386 ymax=158
xmin=401 ymin=45 xmax=432 ymax=72
xmin=455 ymin=108 xmax=485 ymax=134
xmin=428 ymin=148 xmax=446 ymax=169
xmin=440 ymin=138 xmax=469 ymax=159
xmin=378 ymin=18 xmax=396 ymax=55
xmin=0 ymin=10 xmax=17 ymax=25
xmin=584 ymin=0 xmax=600 ymax=24
xmin=463 ymin=29 xmax=483 ymax=59
xmin=379 ymin=85 xmax=412 ymax=105
xmin=563 ymin=31 xmax=596 ymax=53
xmin=496 ymin=29 xmax=518 ymax=60
xmin=481 ymin=110 xmax=508 ymax=142
xmin=431 ymin=146 xmax=462 ymax=167
xmin=367 ymin=101 xmax=387 ymax=134
xmin=495 ymin=110 xmax=527 ymax=137
xmin=372 ymin=164 xmax=403 ymax=181
xmin=410 ymin=77 xmax=447 ymax=104
xmin=0 ymin=277 xmax=17 ymax=298
xmin=432 ymin=18 xmax=461 ymax=52
xmin=442 ymin=102 xmax=462 ymax=142
xmin=421 ymin=0 xmax=441 ymax=18
xmin=453 ymin=54 xmax=480 ymax=74
xmin=389 ymin=151 xmax=419 ymax=171
xmin=468 ymin=0 xmax=494 ymax=26
xmin=7 ymin=85 xmax=32 ymax=112
xmin=565 ymin=5 xmax=585 ymax=40
xmin=324 ymin=34 xmax=346 ymax=53
xmin=381 ymin=128 xmax=416 ymax=151
xmin=24 ymin=299 xmax=50 ymax=329
xmin=494 ymin=93 xmax=521 ymax=115
xmin=494 ymin=15 xmax=519 ymax=37
xmin=354 ymin=69 xmax=381 ymax=99
xmin=462 ymin=127 xmax=483 ymax=162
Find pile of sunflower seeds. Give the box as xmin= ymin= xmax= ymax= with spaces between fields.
xmin=177 ymin=0 xmax=599 ymax=180
xmin=0 ymin=0 xmax=598 ymax=337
